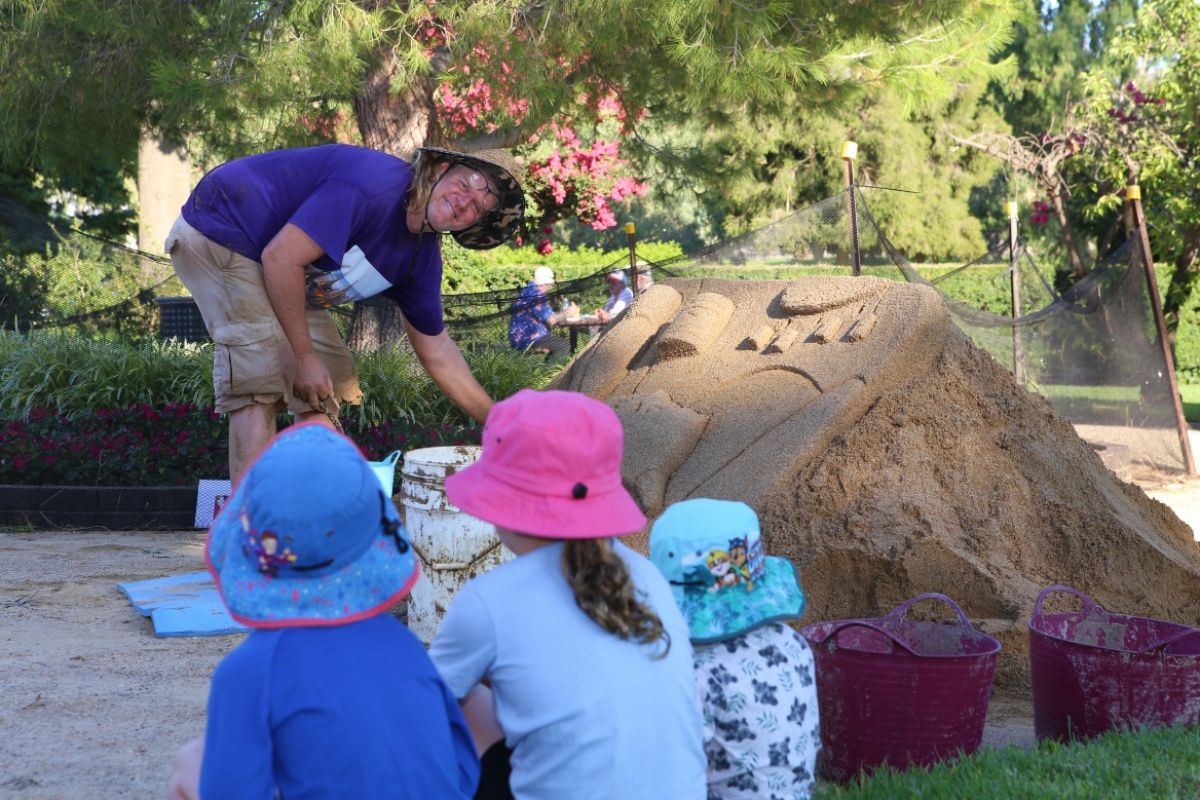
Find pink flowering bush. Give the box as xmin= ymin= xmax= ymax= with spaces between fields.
xmin=434 ymin=41 xmax=647 ymax=235
xmin=1030 ymin=200 xmax=1053 ymax=226
xmin=0 ymin=404 xmax=480 ymax=486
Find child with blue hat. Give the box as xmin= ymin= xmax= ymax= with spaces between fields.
xmin=650 ymin=498 xmax=820 ymax=800
xmin=166 ymin=423 xmax=479 ymax=800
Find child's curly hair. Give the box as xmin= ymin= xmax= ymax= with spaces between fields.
xmin=561 ymin=538 xmax=670 ymax=658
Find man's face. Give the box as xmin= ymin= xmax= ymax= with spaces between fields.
xmin=426 ymin=164 xmax=500 ymax=232
xmin=607 ymin=277 xmax=624 ymax=296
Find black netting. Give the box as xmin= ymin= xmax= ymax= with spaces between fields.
xmin=848 ymin=196 xmax=1186 ymax=476
xmin=1 ymin=187 xmax=1189 ymax=478
xmin=0 ymin=197 xmax=185 ymax=339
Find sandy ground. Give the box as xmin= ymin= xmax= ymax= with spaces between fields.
xmin=1 ymin=520 xmax=1122 ymax=800
xmin=0 ymin=474 xmax=1196 ymax=798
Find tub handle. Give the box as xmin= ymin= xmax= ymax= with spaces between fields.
xmin=1032 ymin=585 xmax=1100 ymax=620
xmin=400 ymin=491 xmax=451 ymax=512
xmin=807 ymin=620 xmax=923 ymax=657
xmin=885 ymin=592 xmax=975 ymax=631
xmin=379 ymin=450 xmax=403 ymax=467
xmin=412 ymin=540 xmax=502 ymax=572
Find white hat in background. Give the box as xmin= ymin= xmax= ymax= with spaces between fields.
xmin=533 ymin=266 xmax=556 ymax=286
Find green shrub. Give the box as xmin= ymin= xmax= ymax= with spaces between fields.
xmin=0 ymin=330 xmax=561 ymax=429
xmin=0 ymin=332 xmax=214 ymax=418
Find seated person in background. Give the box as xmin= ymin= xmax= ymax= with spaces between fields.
xmin=649 ymin=498 xmax=819 ymax=800
xmin=508 ymin=266 xmax=575 ymax=360
xmin=595 ymin=270 xmax=635 ymax=323
xmin=635 ymin=265 xmax=654 ymax=293
xmin=167 ymin=424 xmax=478 ymax=800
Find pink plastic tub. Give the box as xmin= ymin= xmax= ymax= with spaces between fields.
xmin=1028 ymin=585 xmax=1200 ymax=741
xmin=801 ymin=593 xmax=1000 ymax=782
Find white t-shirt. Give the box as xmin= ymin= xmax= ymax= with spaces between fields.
xmin=604 ymin=287 xmax=635 ymax=316
xmin=430 ymin=541 xmax=707 ymax=800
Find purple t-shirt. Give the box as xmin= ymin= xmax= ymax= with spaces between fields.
xmin=182 ymin=144 xmax=445 ymax=335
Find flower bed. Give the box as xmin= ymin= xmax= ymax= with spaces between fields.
xmin=0 ymin=403 xmax=481 ymax=487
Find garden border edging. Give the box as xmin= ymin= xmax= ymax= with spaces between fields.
xmin=0 ymin=485 xmax=197 ymax=530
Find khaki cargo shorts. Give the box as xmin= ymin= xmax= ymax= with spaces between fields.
xmin=165 ymin=216 xmax=362 ymax=416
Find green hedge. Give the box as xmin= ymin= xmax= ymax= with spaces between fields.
xmin=441 ymin=239 xmax=683 ymax=293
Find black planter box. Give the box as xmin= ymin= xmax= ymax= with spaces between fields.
xmin=0 ymin=485 xmax=197 ymax=530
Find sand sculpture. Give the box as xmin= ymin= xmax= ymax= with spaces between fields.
xmin=553 ymin=277 xmax=1200 ymax=686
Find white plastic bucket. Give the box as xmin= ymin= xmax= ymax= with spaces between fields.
xmin=369 ymin=450 xmax=402 ymax=497
xmin=400 ymin=446 xmax=511 ymax=644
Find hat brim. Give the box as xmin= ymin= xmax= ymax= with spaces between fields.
xmin=205 ymin=474 xmax=420 ymax=630
xmin=419 ymin=147 xmax=525 ymax=250
xmin=444 ymin=463 xmax=646 ymax=539
xmin=672 ymin=556 xmax=806 ymax=644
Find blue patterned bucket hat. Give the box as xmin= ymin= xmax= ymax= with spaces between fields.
xmin=649 ymin=498 xmax=806 ymax=644
xmin=205 ymin=423 xmax=420 ymax=629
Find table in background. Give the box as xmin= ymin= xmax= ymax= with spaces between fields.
xmin=559 ymin=315 xmax=602 ymax=354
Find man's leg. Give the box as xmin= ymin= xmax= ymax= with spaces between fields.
xmin=228 ymin=403 xmax=276 ymax=485
xmin=295 ymin=410 xmax=337 ymax=430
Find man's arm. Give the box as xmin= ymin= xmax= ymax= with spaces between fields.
xmin=261 ymin=223 xmax=330 ymax=408
xmin=405 ymin=321 xmax=494 ymax=424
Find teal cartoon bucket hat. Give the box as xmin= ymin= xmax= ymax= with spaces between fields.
xmin=649 ymin=498 xmax=806 ymax=644
xmin=206 ymin=423 xmax=419 ymax=629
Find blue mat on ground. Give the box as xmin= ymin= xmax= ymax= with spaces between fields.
xmin=118 ymin=572 xmax=248 ymax=638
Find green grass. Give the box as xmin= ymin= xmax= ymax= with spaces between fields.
xmin=813 ymin=725 xmax=1200 ymax=799
xmin=1035 ymin=382 xmax=1200 ymax=425
xmin=1180 ymin=384 xmax=1200 ymax=423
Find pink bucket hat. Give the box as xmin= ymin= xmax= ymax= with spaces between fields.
xmin=444 ymin=389 xmax=646 ymax=539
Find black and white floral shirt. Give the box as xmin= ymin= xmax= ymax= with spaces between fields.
xmin=694 ymin=623 xmax=820 ymax=800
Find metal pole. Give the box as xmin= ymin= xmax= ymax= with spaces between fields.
xmin=1007 ymin=201 xmax=1024 ymax=384
xmin=842 ymin=140 xmax=862 ymax=277
xmin=1127 ymin=184 xmax=1196 ymax=477
xmin=625 ymin=221 xmax=639 ymax=288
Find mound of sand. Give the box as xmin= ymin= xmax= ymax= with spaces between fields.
xmin=554 ymin=277 xmax=1200 ymax=686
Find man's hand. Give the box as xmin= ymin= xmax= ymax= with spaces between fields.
xmin=292 ymin=351 xmax=334 ymax=410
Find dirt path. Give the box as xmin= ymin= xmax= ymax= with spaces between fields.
xmin=0 ymin=531 xmax=237 ymax=799
xmin=5 ymin=473 xmax=1200 ymax=797
xmin=0 ymin=528 xmax=1050 ymax=799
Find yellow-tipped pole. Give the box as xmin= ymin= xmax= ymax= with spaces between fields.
xmin=625 ymin=222 xmax=637 ymax=276
xmin=1007 ymin=201 xmax=1023 ymax=382
xmin=842 ymin=141 xmax=861 ymax=276
xmin=1126 ymin=184 xmax=1196 ymax=475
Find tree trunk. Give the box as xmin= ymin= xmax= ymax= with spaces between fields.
xmin=347 ymin=299 xmax=412 ymax=353
xmin=348 ymin=33 xmax=450 ymax=348
xmin=1050 ymin=190 xmax=1089 ymax=279
xmin=1163 ymin=222 xmax=1200 ymax=332
xmin=352 ymin=45 xmax=446 ymax=158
